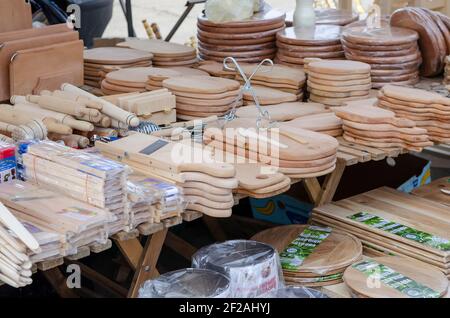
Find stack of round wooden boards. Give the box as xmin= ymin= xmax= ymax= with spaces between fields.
xmin=342 ymin=25 xmax=422 ymax=88
xmin=276 ymin=25 xmax=344 ymax=67
xmin=235 ymin=63 xmax=306 ymax=100
xmin=306 ymin=60 xmax=372 ymax=106
xmin=162 ymin=76 xmax=241 ymax=120
xmin=284 ymin=113 xmax=343 ymax=137
xmin=197 ymin=6 xmax=286 ymax=63
xmin=84 ymin=47 xmax=153 ymax=88
xmin=343 ymin=256 xmax=449 ymax=298
xmin=378 ymin=85 xmax=450 ymax=144
xmin=116 ymin=39 xmax=197 ymax=67
xmin=204 ymin=117 xmax=339 ymax=178
xmin=145 ymin=67 xmax=210 ymax=91
xmin=334 ymin=99 xmax=433 ymax=152
xmin=391 ymin=7 xmax=450 ymax=77
xmin=251 ymin=225 xmax=362 ymax=287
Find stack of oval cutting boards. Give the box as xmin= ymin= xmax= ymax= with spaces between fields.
xmin=251 ymin=225 xmax=362 ymax=287
xmin=391 ymin=7 xmax=450 ymax=77
xmin=145 ymin=67 xmax=209 ymax=91
xmin=84 ymin=47 xmax=153 ymax=88
xmin=306 ymin=60 xmax=372 ymax=106
xmin=342 ymin=25 xmax=421 ymax=88
xmin=276 ymin=25 xmax=344 ymax=67
xmin=162 ymin=75 xmax=241 ymax=120
xmin=335 ymin=99 xmax=433 ymax=152
xmin=312 ymin=187 xmax=450 ymax=280
xmin=378 ymin=85 xmax=450 ymax=144
xmin=235 ymin=63 xmax=306 ymax=101
xmin=117 ymin=39 xmax=197 ymax=67
xmin=95 ymin=133 xmax=238 ymax=218
xmin=343 ymin=256 xmax=448 ymax=298
xmin=197 ymin=5 xmax=285 ymax=63
xmin=204 ymin=117 xmax=339 ymax=179
xmin=284 ymin=112 xmax=343 ymax=137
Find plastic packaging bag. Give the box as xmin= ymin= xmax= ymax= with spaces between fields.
xmin=192 ymin=240 xmax=284 ymax=298
xmin=138 ymin=268 xmax=231 ymax=298
xmin=264 ymin=286 xmax=329 ymax=298
xmin=205 ymin=0 xmax=254 ymax=23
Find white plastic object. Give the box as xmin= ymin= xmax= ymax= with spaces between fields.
xmin=293 ymin=0 xmax=316 ymax=28
xmin=205 ymin=0 xmax=254 ymax=23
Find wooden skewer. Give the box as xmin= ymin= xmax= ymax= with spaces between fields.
xmin=61 ymin=83 xmax=140 ymax=127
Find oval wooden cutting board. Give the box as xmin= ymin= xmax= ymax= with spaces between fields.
xmin=84 ymin=47 xmax=153 ymax=64
xmin=277 ymin=25 xmax=342 ymax=46
xmin=163 ymin=76 xmax=240 ymax=94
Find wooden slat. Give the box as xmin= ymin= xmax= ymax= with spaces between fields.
xmin=90 ymin=239 xmax=112 ymax=253
xmin=303 ymin=178 xmax=321 ymax=203
xmin=337 ymin=152 xmax=358 ymax=166
xmin=338 ymin=138 xmax=386 ymax=161
xmin=113 ymin=238 xmax=142 ymax=271
xmin=41 ymin=267 xmax=79 ymax=298
xmin=338 ymin=145 xmax=371 ymax=163
xmin=182 ymin=211 xmax=203 ymax=222
xmin=65 ymin=246 xmax=90 ymax=261
xmin=113 ymin=229 xmax=139 ymax=241
xmin=138 ymin=222 xmax=164 ymax=236
xmin=317 ymin=159 xmax=347 ymax=206
xmin=37 ymin=257 xmax=64 ymax=271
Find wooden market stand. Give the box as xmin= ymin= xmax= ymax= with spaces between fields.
xmin=27 ymin=137 xmax=410 ymax=298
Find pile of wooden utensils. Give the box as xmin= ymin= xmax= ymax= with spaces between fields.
xmin=378 ymin=85 xmax=450 ymax=144
xmin=0 ymin=202 xmax=39 ymax=288
xmin=22 ymin=141 xmax=129 ymax=234
xmin=96 ymin=133 xmax=238 ymax=218
xmin=3 ymin=83 xmax=140 ymax=148
xmin=335 ymin=99 xmax=433 ymax=152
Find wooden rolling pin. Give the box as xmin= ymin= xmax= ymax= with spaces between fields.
xmin=41 ymin=90 xmax=104 ymax=110
xmin=61 ymin=83 xmax=140 ymax=127
xmin=0 ymin=134 xmax=14 ymax=144
xmin=47 ymin=133 xmax=90 ymax=149
xmin=10 ymin=98 xmax=94 ymax=132
xmin=0 ymin=121 xmax=42 ymax=141
xmin=0 ymin=105 xmax=71 ymax=135
xmin=26 ymin=95 xmax=100 ymax=120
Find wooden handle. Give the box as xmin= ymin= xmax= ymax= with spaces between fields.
xmin=47 ymin=133 xmax=90 ymax=149
xmin=0 ymin=134 xmax=14 ymax=144
xmin=61 ymin=117 xmax=94 ymax=132
xmin=27 ymin=95 xmax=88 ymax=117
xmin=61 ymin=83 xmax=140 ymax=127
xmin=388 ymin=117 xmax=416 ymax=128
xmin=99 ymin=115 xmax=112 ymax=128
xmin=42 ymin=118 xmax=73 ymax=135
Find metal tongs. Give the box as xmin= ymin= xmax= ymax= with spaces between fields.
xmin=222 ymin=57 xmax=275 ymax=129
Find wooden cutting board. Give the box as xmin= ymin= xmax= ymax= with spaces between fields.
xmin=308 ymin=60 xmax=371 ymax=75
xmin=343 ymin=256 xmax=448 ymax=298
xmin=313 ymin=187 xmax=450 ymax=259
xmin=243 ymin=85 xmax=298 ymax=105
xmin=372 ymin=72 xmax=420 ymax=83
xmin=84 ymin=47 xmax=153 ymax=64
xmin=183 ymin=188 xmax=233 ymax=202
xmin=184 ymin=195 xmax=234 ymax=210
xmin=342 ymin=26 xmax=419 ymax=46
xmin=198 ymin=34 xmax=275 ymax=46
xmin=412 ymin=177 xmax=450 ymax=208
xmin=312 ymin=8 xmax=359 ymax=26
xmin=344 ymin=51 xmax=421 ymax=65
xmin=308 ymin=80 xmax=372 ymax=93
xmin=368 ymin=59 xmax=422 ymax=70
xmin=236 ymin=63 xmax=306 ymax=86
xmin=176 ymin=95 xmax=237 ymax=106
xmin=344 ymin=45 xmax=419 ymax=58
xmin=284 ymin=113 xmax=342 ymax=131
xmin=182 ymin=182 xmax=231 ymax=196
xmin=197 ymin=27 xmax=284 ymax=41
xmin=309 ymin=94 xmax=368 ymax=106
xmin=163 ymin=76 xmax=239 ymax=94
xmin=380 ymin=85 xmax=450 ymax=106
xmin=308 ymin=88 xmax=370 ymax=99
xmin=278 ymin=49 xmax=344 ymax=59
xmin=277 ymin=25 xmax=342 ymax=46
xmin=197 ymin=20 xmax=285 ymax=34
xmin=307 ymin=70 xmax=370 ymax=81
xmin=334 ymin=101 xmax=416 ymax=127
xmin=275 ymin=41 xmax=342 ymax=52
xmin=341 ymin=38 xmax=417 ymax=52
xmin=233 ymin=163 xmax=287 ymax=190
xmin=236 ymin=102 xmax=329 ymax=121
xmin=251 ymin=225 xmax=362 ymax=275
xmin=342 ymin=120 xmax=427 ymax=135
xmin=308 ymin=75 xmax=371 ymax=87
xmin=0 ymin=0 xmax=32 ymax=33
xmin=198 ymin=5 xmax=285 ymax=28
xmin=96 ymin=133 xmax=235 ymax=178
xmin=198 ymin=46 xmax=277 ymax=58
xmin=390 ymin=7 xmax=446 ymax=77
xmin=198 ymin=41 xmax=275 ymax=53
xmin=197 ymin=61 xmax=237 ymax=78
xmin=343 ymin=132 xmax=432 ymax=150
xmin=379 ymin=100 xmax=450 ymax=117
xmin=117 ymin=39 xmax=196 ymax=58
xmin=343 ymin=126 xmax=430 ymax=143
xmin=170 ymin=88 xmax=241 ymax=100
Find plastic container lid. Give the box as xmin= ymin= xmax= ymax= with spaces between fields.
xmin=138 ymin=268 xmax=230 ymax=298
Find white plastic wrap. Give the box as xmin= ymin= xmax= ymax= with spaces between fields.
xmin=205 ymin=0 xmax=255 ymax=23
xmin=265 ymin=286 xmax=329 ymax=298
xmin=138 ymin=268 xmax=231 ymax=298
xmin=192 ymin=240 xmax=284 ymax=298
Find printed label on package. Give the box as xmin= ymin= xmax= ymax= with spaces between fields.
xmin=279 ymin=226 xmax=332 ymax=271
xmin=353 ymin=259 xmax=441 ymax=298
xmin=348 ymin=212 xmax=450 ymax=251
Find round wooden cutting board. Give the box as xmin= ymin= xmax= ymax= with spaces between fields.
xmin=84 ymin=47 xmax=153 ymax=64
xmin=277 ymin=25 xmax=342 ymax=46
xmin=342 ymin=26 xmax=419 ymax=46
xmin=344 ymin=256 xmax=449 ymax=298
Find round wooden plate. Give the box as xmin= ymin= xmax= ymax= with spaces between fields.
xmin=170 ymin=88 xmax=241 ymax=100
xmin=342 ymin=26 xmax=419 ymax=46
xmin=368 ymin=59 xmax=422 ymax=70
xmin=372 ymin=71 xmax=419 ymax=83
xmin=421 ymin=8 xmax=450 ymax=55
xmin=308 ymin=60 xmax=371 ymax=75
xmin=84 ymin=47 xmax=153 ymax=65
xmin=198 ymin=5 xmax=286 ymax=28
xmin=151 ymin=54 xmax=197 ymax=62
xmin=371 ymin=67 xmax=420 ymax=76
xmin=176 ymin=104 xmax=234 ymax=113
xmin=314 ymin=8 xmax=359 ymax=25
xmin=276 ymin=41 xmax=343 ymax=52
xmin=198 ymin=41 xmax=275 ymax=52
xmin=117 ymin=39 xmax=196 ymax=58
xmin=198 ymin=27 xmax=284 ymax=41
xmin=197 ymin=20 xmax=285 ymax=34
xmin=154 ymin=59 xmax=198 ymax=67
xmin=344 ymin=46 xmax=419 ymax=58
xmin=198 ymin=34 xmax=275 ymax=46
xmin=198 ymin=46 xmax=277 ymax=58
xmin=372 ymin=78 xmax=419 ymax=89
xmin=101 ymin=80 xmax=144 ymax=92
xmin=307 ymin=70 xmax=370 ymax=81
xmin=278 ymin=49 xmax=344 ymax=59
xmin=176 ymin=95 xmax=238 ymax=106
xmin=163 ymin=76 xmax=240 ymax=94
xmin=277 ymin=25 xmax=342 ymax=46
xmin=343 ymin=256 xmax=449 ymax=298
xmin=251 ymin=225 xmax=362 ymax=275
xmin=341 ymin=38 xmax=418 ymax=51
xmin=199 ymin=53 xmax=275 ymax=64
xmin=344 ymin=51 xmax=421 ymax=65
xmin=391 ymin=7 xmax=446 ymax=76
